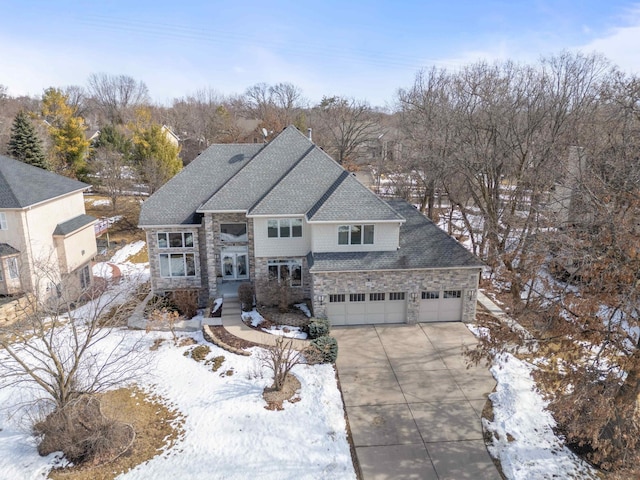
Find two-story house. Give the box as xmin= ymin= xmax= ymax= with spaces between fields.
xmin=0 ymin=155 xmax=97 ymax=297
xmin=139 ymin=126 xmax=483 ymax=325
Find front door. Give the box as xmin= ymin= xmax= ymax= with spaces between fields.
xmin=221 ymin=248 xmax=249 ymax=280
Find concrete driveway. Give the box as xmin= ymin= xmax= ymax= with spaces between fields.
xmin=333 ymin=323 xmax=501 ymax=480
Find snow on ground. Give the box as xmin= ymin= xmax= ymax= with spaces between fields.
xmin=89 ymin=198 xmax=111 ymax=206
xmin=211 ymin=297 xmax=223 ymax=315
xmin=295 ymin=303 xmax=311 ymax=317
xmin=242 ymin=309 xmax=264 ymax=327
xmin=0 ymin=329 xmax=355 ymax=480
xmin=109 ymin=240 xmax=146 ymax=264
xmin=262 ymin=325 xmax=308 ymax=340
xmin=484 ymin=352 xmax=598 ymax=480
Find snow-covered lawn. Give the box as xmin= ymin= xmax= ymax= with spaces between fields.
xmin=0 ymin=241 xmax=355 ymax=480
xmin=0 ymin=331 xmax=354 ymax=479
xmin=483 ymin=352 xmax=598 ymax=479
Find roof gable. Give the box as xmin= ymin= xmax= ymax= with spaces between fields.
xmin=248 ymin=147 xmax=345 ymax=216
xmin=198 ymin=126 xmax=315 ymax=212
xmin=0 ymin=155 xmax=88 ymax=209
xmin=138 ymin=144 xmax=262 ymax=226
xmin=307 ymin=173 xmax=404 ymax=222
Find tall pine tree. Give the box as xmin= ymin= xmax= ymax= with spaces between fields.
xmin=7 ymin=111 xmax=48 ymax=169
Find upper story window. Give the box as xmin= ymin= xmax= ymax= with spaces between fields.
xmin=267 ymin=218 xmax=303 ymax=238
xmin=157 ymin=232 xmax=194 ymax=249
xmin=338 ymin=224 xmax=374 ymax=245
xmin=0 ymin=213 xmax=7 ymax=230
xmin=220 ymin=223 xmax=247 ymax=242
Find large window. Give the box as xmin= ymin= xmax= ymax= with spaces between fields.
xmin=220 ymin=223 xmax=247 ymax=242
xmin=157 ymin=232 xmax=194 ymax=249
xmin=159 ymin=253 xmax=196 ymax=277
xmin=0 ymin=213 xmax=6 ymax=230
xmin=267 ymin=258 xmax=302 ymax=286
xmin=7 ymin=257 xmax=18 ymax=279
xmin=267 ymin=218 xmax=303 ymax=238
xmin=338 ymin=224 xmax=374 ymax=245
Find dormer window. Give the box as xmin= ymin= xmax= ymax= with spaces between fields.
xmin=338 ymin=224 xmax=374 ymax=245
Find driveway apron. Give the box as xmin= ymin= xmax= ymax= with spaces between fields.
xmin=334 ymin=323 xmax=501 ymax=480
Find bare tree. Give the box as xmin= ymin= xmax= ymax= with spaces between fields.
xmin=260 ymin=336 xmax=305 ymax=391
xmin=87 ymin=73 xmax=150 ymax=124
xmin=92 ymin=145 xmax=132 ymax=210
xmin=0 ymin=258 xmax=147 ymax=412
xmin=243 ymin=82 xmax=306 ymax=134
xmin=313 ymin=96 xmax=380 ymax=166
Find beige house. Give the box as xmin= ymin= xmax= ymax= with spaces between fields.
xmin=139 ymin=126 xmax=483 ymax=325
xmin=0 ymin=155 xmax=97 ymax=297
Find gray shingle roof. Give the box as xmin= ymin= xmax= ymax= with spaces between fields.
xmin=307 ymin=173 xmax=404 ymax=222
xmin=248 ymin=147 xmax=345 ymax=216
xmin=0 ymin=155 xmax=89 ymax=209
xmin=138 ymin=144 xmax=263 ymax=226
xmin=0 ymin=243 xmax=20 ymax=256
xmin=198 ymin=126 xmax=314 ymax=212
xmin=53 ymin=214 xmax=96 ymax=236
xmin=309 ymin=199 xmax=484 ymax=272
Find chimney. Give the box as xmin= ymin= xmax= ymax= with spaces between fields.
xmin=307 ymin=128 xmax=313 ymax=142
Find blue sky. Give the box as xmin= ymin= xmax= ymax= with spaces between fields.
xmin=1 ymin=1 xmax=639 ymax=107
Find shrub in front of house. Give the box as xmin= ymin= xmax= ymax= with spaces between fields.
xmin=309 ymin=335 xmax=338 ymax=363
xmin=170 ymin=289 xmax=199 ymax=319
xmin=237 ymin=283 xmax=255 ymax=312
xmin=307 ymin=318 xmax=330 ymax=339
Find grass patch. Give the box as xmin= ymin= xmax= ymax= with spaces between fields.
xmin=48 ymin=386 xmax=183 ymax=480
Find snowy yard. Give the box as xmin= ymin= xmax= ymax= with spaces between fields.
xmin=0 ymin=235 xmax=603 ymax=480
xmin=0 ymin=244 xmax=355 ymax=480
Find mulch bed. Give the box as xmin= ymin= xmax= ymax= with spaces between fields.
xmin=254 ymin=305 xmax=311 ymax=329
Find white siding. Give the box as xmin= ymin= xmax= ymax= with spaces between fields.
xmin=310 ymin=222 xmax=400 ymax=253
xmin=253 ymin=217 xmax=311 ymax=257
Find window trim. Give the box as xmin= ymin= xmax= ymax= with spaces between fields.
xmin=157 ymin=231 xmax=194 ymax=249
xmin=370 ymin=293 xmax=386 ymax=301
xmin=220 ymin=223 xmax=248 ymax=242
xmin=159 ymin=253 xmax=196 ymax=277
xmin=329 ymin=294 xmax=345 ymax=303
xmin=337 ymin=224 xmax=375 ymax=245
xmin=422 ymin=291 xmax=440 ymax=300
xmin=0 ymin=212 xmax=7 ymax=230
xmin=349 ymin=293 xmax=365 ymax=302
xmin=267 ymin=258 xmax=302 ymax=287
xmin=267 ymin=218 xmax=303 ymax=239
xmin=389 ymin=292 xmax=405 ymax=301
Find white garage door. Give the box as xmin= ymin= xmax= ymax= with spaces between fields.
xmin=419 ymin=290 xmax=463 ymax=322
xmin=326 ymin=292 xmax=407 ymax=326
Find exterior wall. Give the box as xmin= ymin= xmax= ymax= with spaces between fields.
xmin=145 ymin=226 xmax=202 ymax=293
xmin=254 ymin=256 xmax=311 ymax=302
xmin=210 ymin=212 xmax=255 ymax=279
xmin=252 ymin=217 xmax=311 ymax=257
xmin=310 ymin=222 xmax=400 ymax=253
xmin=55 ymin=225 xmax=98 ymax=274
xmin=311 ymin=268 xmax=481 ymax=324
xmin=0 ymin=191 xmax=95 ymax=294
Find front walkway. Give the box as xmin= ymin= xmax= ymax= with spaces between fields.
xmin=333 ymin=323 xmax=500 ymax=479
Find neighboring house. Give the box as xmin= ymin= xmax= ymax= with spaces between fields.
xmin=0 ymin=155 xmax=97 ymax=297
xmin=161 ymin=125 xmax=180 ymax=148
xmin=139 ymin=126 xmax=483 ymax=325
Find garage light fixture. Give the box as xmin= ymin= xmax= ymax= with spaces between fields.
xmin=410 ymin=292 xmax=418 ymax=302
xmin=315 ymin=294 xmax=325 ymax=305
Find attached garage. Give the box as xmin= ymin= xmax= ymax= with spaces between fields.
xmin=327 ymin=292 xmax=407 ymax=326
xmin=418 ymin=290 xmax=463 ymax=322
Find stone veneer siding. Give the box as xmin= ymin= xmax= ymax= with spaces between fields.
xmin=311 ymin=267 xmax=481 ymax=324
xmin=145 ymin=227 xmax=204 ymax=302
